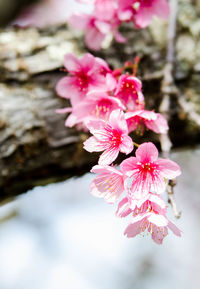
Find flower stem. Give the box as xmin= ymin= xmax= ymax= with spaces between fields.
xmin=133 ymin=142 xmax=140 ymax=148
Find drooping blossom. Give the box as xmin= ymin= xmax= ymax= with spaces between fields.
xmin=84 ymin=109 xmax=133 ymax=165
xmin=125 ymin=212 xmax=181 ymax=244
xmin=118 ymin=0 xmax=170 ymax=28
xmin=90 ymin=164 xmax=125 ymax=203
xmin=125 ymin=109 xmax=169 ymax=134
xmin=56 ymin=53 xmax=111 ymax=106
xmin=121 ymin=142 xmax=181 ymax=197
xmin=65 ymin=91 xmax=124 ymax=127
xmin=114 ymin=74 xmax=144 ymax=110
xmin=116 ymin=192 xmax=181 ymax=244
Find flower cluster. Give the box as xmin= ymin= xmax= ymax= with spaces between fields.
xmin=56 ymin=52 xmax=182 ymax=244
xmin=70 ymin=0 xmax=170 ymax=50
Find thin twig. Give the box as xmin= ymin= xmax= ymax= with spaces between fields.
xmin=167 ymin=180 xmax=181 ymax=219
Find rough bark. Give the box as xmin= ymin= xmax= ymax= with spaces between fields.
xmin=0 ymin=0 xmax=200 ymax=202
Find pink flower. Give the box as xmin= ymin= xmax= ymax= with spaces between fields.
xmin=121 ymin=142 xmax=181 ymax=196
xmin=124 ymin=212 xmax=181 ymax=244
xmin=114 ymin=74 xmax=144 ymax=110
xmin=65 ymin=91 xmax=125 ymax=127
xmin=69 ymin=13 xmax=113 ymax=50
xmin=117 ymin=0 xmax=135 ymax=22
xmin=118 ymin=0 xmax=170 ymax=28
xmin=116 ymin=192 xmax=166 ymax=217
xmin=117 ymin=192 xmax=181 ymax=244
xmin=125 ymin=109 xmax=169 ymax=134
xmin=84 ymin=109 xmax=133 ymax=165
xmin=133 ymin=0 xmax=170 ymax=28
xmin=56 ymin=53 xmax=110 ymax=106
xmin=90 ymin=165 xmax=125 ymax=203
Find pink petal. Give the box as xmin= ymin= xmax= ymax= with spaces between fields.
xmin=105 ymin=73 xmax=117 ymax=91
xmin=65 ymin=113 xmax=78 ymax=127
xmin=83 ymin=136 xmax=105 ymax=152
xmin=119 ymin=135 xmax=133 ymax=155
xmin=151 ymin=225 xmax=168 ymax=244
xmin=98 ymin=147 xmax=119 ymax=165
xmin=144 ymin=113 xmax=169 ymax=134
xmin=85 ymin=27 xmax=105 ymax=51
xmin=109 ymin=109 xmax=128 ymax=134
xmin=139 ymin=110 xmax=157 ymax=120
xmin=120 ymin=157 xmax=138 ymax=177
xmin=156 ymin=159 xmax=181 ymax=179
xmin=148 ymin=194 xmax=166 ymax=212
xmin=124 ymin=215 xmax=147 ymax=238
xmin=68 ymin=13 xmax=90 ymax=30
xmin=114 ymin=30 xmax=127 ymax=43
xmin=116 ymin=197 xmax=132 ymax=218
xmin=148 ymin=213 xmax=168 ymax=227
xmin=85 ymin=118 xmax=106 ymax=132
xmin=117 ymin=9 xmax=133 ymax=21
xmin=81 ymin=53 xmax=95 ymax=73
xmin=64 ymin=53 xmax=81 ymax=72
xmin=168 ymin=221 xmax=182 ymax=237
xmin=152 ymin=0 xmax=170 ymax=20
xmin=95 ymin=20 xmax=111 ymax=34
xmin=56 ymin=76 xmax=78 ymax=99
xmin=135 ymin=142 xmax=158 ymax=163
xmin=55 ymin=107 xmax=72 ymax=114
xmin=91 ymin=164 xmax=123 ymax=176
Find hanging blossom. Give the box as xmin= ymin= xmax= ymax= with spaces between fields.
xmin=70 ymin=0 xmax=170 ymax=50
xmin=84 ymin=109 xmax=133 ymax=165
xmin=56 ymin=52 xmax=182 ymax=244
xmin=116 ymin=193 xmax=181 ymax=244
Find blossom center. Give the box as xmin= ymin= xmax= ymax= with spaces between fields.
xmin=93 ymin=99 xmax=112 ymax=118
xmin=110 ymin=130 xmax=122 ymax=147
xmin=76 ymin=72 xmax=91 ymax=91
xmin=139 ymin=162 xmax=157 ymax=174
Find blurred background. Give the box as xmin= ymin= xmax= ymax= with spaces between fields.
xmin=0 ymin=147 xmax=200 ymax=289
xmin=0 ymin=1 xmax=200 ymax=288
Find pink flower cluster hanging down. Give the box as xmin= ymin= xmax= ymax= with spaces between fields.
xmin=70 ymin=0 xmax=170 ymax=50
xmin=56 ymin=52 xmax=182 ymax=244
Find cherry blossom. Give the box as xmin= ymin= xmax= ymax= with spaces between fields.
xmin=125 ymin=109 xmax=169 ymax=134
xmin=116 ymin=192 xmax=166 ymax=216
xmin=118 ymin=0 xmax=170 ymax=28
xmin=56 ymin=53 xmax=111 ymax=106
xmin=84 ymin=109 xmax=133 ymax=165
xmin=133 ymin=0 xmax=170 ymax=28
xmin=90 ymin=164 xmax=125 ymax=203
xmin=121 ymin=142 xmax=181 ymax=196
xmin=65 ymin=91 xmax=124 ymax=127
xmin=124 ymin=212 xmax=181 ymax=244
xmin=114 ymin=74 xmax=144 ymax=110
xmin=117 ymin=192 xmax=181 ymax=244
